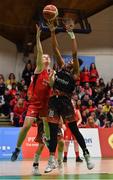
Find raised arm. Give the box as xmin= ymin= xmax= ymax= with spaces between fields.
xmin=66 ymin=26 xmax=80 ymax=76
xmin=47 ymin=21 xmax=65 ymax=68
xmin=35 ymin=24 xmax=44 ymax=73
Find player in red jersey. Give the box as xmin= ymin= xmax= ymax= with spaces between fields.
xmin=11 ymin=25 xmax=54 ymax=162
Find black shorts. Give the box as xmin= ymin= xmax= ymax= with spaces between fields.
xmin=48 ymin=95 xmax=75 ymax=122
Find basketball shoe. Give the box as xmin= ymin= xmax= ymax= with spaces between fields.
xmin=84 ymin=150 xmax=94 ymax=170
xmin=11 ymin=148 xmax=20 ymax=161
xmin=44 ymin=158 xmax=57 ymax=173
xmin=32 ymin=163 xmax=41 ymax=176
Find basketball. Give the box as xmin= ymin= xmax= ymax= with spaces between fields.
xmin=43 ymin=5 xmax=58 ymax=21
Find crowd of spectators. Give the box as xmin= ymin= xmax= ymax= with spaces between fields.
xmin=0 ymin=60 xmax=34 ymax=127
xmin=0 ymin=61 xmax=113 ymax=128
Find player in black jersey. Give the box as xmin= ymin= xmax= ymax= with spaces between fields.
xmin=44 ymin=21 xmax=94 ymax=172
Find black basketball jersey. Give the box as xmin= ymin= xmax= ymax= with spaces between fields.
xmin=53 ymin=69 xmax=75 ymax=94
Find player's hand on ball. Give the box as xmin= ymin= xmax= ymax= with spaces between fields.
xmin=47 ymin=20 xmax=57 ymax=32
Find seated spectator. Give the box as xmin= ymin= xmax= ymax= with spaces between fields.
xmin=6 ymin=73 xmax=16 ymax=90
xmin=105 ymin=81 xmax=111 ymax=93
xmin=76 ymin=99 xmax=82 ymax=112
xmin=99 ymin=78 xmax=105 ymax=91
xmin=22 ymin=60 xmax=33 ymax=87
xmin=105 ymin=91 xmax=111 ymax=101
xmin=109 ymin=87 xmax=113 ymax=101
xmin=11 ymin=98 xmax=27 ymax=127
xmin=98 ymin=92 xmax=106 ymax=105
xmin=103 ymin=100 xmax=111 ymax=113
xmin=110 ymin=78 xmax=113 ymax=86
xmin=81 ymin=94 xmax=90 ymax=111
xmin=92 ymin=82 xmax=105 ymax=105
xmin=86 ymin=99 xmax=96 ymax=114
xmin=84 ymin=82 xmax=92 ymax=96
xmin=0 ymin=74 xmax=6 ymax=96
xmin=103 ymin=121 xmax=111 ymax=128
xmin=9 ymin=83 xmax=18 ymax=97
xmin=10 ymin=92 xmax=20 ymax=111
xmin=4 ymin=88 xmax=12 ymax=113
xmin=85 ymin=116 xmax=99 ymax=128
xmin=107 ymin=105 xmax=113 ymax=127
xmin=72 ymin=94 xmax=79 ymax=102
xmin=90 ymin=111 xmax=100 ymax=126
xmin=20 ymin=84 xmax=28 ymax=100
xmin=81 ymin=110 xmax=88 ymax=125
xmin=89 ymin=63 xmax=99 ymax=87
xmin=0 ymin=94 xmax=10 ymax=119
xmin=95 ymin=104 xmax=106 ymax=127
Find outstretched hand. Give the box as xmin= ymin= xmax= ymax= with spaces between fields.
xmin=46 ymin=19 xmax=57 ymax=32
xmin=65 ymin=23 xmax=75 ymax=39
xmin=36 ymin=24 xmax=41 ymax=36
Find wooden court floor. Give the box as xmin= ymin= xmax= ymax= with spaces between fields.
xmin=0 ymin=158 xmax=113 ymax=180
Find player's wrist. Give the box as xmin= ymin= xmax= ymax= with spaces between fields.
xmin=36 ymin=31 xmax=41 ymax=38
xmin=50 ymin=27 xmax=56 ymax=32
xmin=48 ymin=25 xmax=56 ymax=32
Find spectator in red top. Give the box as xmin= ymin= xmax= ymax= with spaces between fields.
xmin=10 ymin=92 xmax=20 ymax=111
xmin=85 ymin=116 xmax=99 ymax=128
xmin=86 ymin=99 xmax=96 ymax=114
xmin=20 ymin=84 xmax=28 ymax=100
xmin=80 ymin=66 xmax=90 ymax=85
xmin=12 ymin=98 xmax=27 ymax=127
xmin=84 ymin=82 xmax=92 ymax=96
xmin=89 ymin=63 xmax=99 ymax=87
xmin=9 ymin=83 xmax=18 ymax=97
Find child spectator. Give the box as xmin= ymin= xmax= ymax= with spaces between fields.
xmin=10 ymin=92 xmax=20 ymax=111
xmin=11 ymin=98 xmax=27 ymax=127
xmin=9 ymin=83 xmax=18 ymax=97
xmin=6 ymin=73 xmax=16 ymax=90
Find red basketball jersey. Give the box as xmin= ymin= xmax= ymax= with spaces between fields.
xmin=27 ymin=69 xmax=51 ymax=107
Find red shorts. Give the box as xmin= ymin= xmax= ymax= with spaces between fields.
xmin=64 ymin=128 xmax=75 ymax=141
xmin=26 ymin=104 xmax=48 ymax=118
